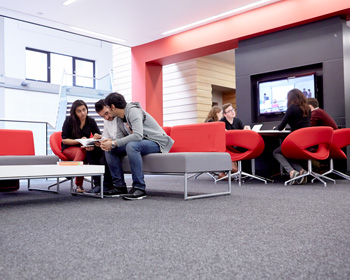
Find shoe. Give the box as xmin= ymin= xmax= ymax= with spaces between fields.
xmin=86 ymin=185 xmax=101 ymax=193
xmin=289 ymin=170 xmax=300 ymax=185
xmin=298 ymin=170 xmax=308 ymax=184
xmin=122 ymin=187 xmax=147 ymax=200
xmin=75 ymin=186 xmax=85 ymax=193
xmin=104 ymin=186 xmax=128 ymax=197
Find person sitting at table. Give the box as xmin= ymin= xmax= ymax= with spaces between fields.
xmin=218 ymin=103 xmax=247 ymax=179
xmin=307 ymin=98 xmax=338 ymax=130
xmin=273 ymin=89 xmax=310 ymax=184
xmin=204 ymin=106 xmax=222 ymax=122
xmin=220 ymin=103 xmax=244 ymax=130
xmin=61 ymin=99 xmax=113 ymax=193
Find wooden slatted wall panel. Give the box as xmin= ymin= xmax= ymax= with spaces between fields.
xmin=112 ymin=44 xmax=132 ymax=102
xmin=196 ymin=57 xmax=235 ymax=123
xmin=163 ymin=60 xmax=198 ymax=126
xmin=163 ymin=56 xmax=235 ymax=126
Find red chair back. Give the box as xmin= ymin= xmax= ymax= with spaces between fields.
xmin=225 ymin=130 xmax=265 ymax=161
xmin=169 ymin=122 xmax=226 ymax=153
xmin=50 ymin=131 xmax=69 ymax=161
xmin=0 ymin=129 xmax=35 ymax=155
xmin=329 ymin=128 xmax=350 ymax=159
xmin=281 ymin=126 xmax=333 ymax=160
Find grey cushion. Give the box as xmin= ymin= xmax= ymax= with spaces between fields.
xmin=0 ymin=155 xmax=59 ymax=166
xmin=122 ymin=152 xmax=231 ymax=173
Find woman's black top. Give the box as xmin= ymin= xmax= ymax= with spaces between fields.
xmin=220 ymin=117 xmax=244 ymax=130
xmin=61 ymin=116 xmax=100 ymax=151
xmin=276 ymin=104 xmax=310 ymax=132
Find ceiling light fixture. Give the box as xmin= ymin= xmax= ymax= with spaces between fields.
xmin=63 ymin=0 xmax=79 ymax=6
xmin=162 ymin=0 xmax=282 ymax=35
xmin=70 ymin=26 xmax=126 ymax=42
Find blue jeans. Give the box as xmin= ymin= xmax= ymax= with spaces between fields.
xmin=105 ymin=140 xmax=160 ymax=190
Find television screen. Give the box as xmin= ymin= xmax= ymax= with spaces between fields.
xmin=258 ymin=73 xmax=316 ymax=116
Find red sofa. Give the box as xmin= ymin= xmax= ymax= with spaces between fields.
xmin=0 ymin=129 xmax=59 ymax=192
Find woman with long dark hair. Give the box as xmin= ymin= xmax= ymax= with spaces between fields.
xmin=273 ymin=88 xmax=311 ymax=184
xmin=61 ymin=99 xmax=112 ymax=193
xmin=205 ymin=106 xmax=222 ymax=122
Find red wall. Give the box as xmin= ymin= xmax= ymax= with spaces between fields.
xmin=131 ymin=0 xmax=350 ymax=125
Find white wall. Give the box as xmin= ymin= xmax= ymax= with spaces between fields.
xmin=0 ymin=17 xmax=114 ymax=154
xmin=4 ymin=18 xmax=113 ymax=80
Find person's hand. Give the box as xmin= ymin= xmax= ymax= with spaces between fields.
xmin=101 ymin=139 xmax=112 ymax=151
xmin=93 ymin=133 xmax=102 ymax=139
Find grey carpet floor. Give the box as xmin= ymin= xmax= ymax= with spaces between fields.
xmin=1 ymin=175 xmax=350 ymax=280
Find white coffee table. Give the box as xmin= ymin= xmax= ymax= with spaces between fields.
xmin=0 ymin=164 xmax=105 ymax=198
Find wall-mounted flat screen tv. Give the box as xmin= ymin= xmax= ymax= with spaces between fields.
xmin=258 ymin=73 xmax=317 ymax=116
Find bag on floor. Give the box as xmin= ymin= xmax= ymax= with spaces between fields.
xmin=0 ymin=180 xmax=20 ymax=192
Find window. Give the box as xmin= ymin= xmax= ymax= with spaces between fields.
xmin=25 ymin=48 xmax=95 ymax=88
xmin=25 ymin=49 xmax=49 ymax=82
xmin=74 ymin=58 xmax=95 ymax=88
xmin=51 ymin=53 xmax=73 ymax=85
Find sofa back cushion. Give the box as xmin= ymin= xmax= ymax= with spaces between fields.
xmin=0 ymin=129 xmax=35 ymax=156
xmin=169 ymin=122 xmax=226 ymax=153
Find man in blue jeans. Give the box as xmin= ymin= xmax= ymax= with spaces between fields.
xmin=100 ymin=92 xmax=174 ymax=200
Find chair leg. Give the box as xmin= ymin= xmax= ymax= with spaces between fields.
xmin=321 ymin=158 xmax=350 ymax=181
xmin=48 ymin=178 xmax=70 ymax=189
xmin=285 ymin=160 xmax=336 ymax=187
xmin=228 ymin=161 xmax=269 ymax=186
xmin=192 ymin=172 xmax=218 ymax=182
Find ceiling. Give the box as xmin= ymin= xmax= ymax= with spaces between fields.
xmin=0 ymin=0 xmax=279 ymax=47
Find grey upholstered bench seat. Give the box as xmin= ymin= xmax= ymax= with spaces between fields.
xmin=121 ymin=152 xmax=232 ymax=200
xmin=0 ymin=155 xmax=59 ymax=166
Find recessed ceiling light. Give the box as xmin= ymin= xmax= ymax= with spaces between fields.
xmin=70 ymin=26 xmax=126 ymax=43
xmin=63 ymin=0 xmax=79 ymax=6
xmin=162 ymin=0 xmax=283 ymax=35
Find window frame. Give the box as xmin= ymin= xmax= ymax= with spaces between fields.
xmin=25 ymin=48 xmax=96 ymax=88
xmin=73 ymin=57 xmax=96 ymax=88
xmin=25 ymin=48 xmax=51 ymax=83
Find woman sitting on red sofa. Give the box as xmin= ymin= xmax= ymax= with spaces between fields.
xmin=61 ymin=99 xmax=112 ymax=193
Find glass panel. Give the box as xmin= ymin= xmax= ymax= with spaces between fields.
xmin=25 ymin=49 xmax=48 ymax=82
xmin=51 ymin=53 xmax=73 ymax=85
xmin=75 ymin=59 xmax=94 ymax=88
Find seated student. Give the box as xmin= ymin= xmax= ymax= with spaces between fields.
xmin=99 ymin=92 xmax=174 ymax=200
xmin=218 ymin=103 xmax=247 ymax=179
xmin=61 ymin=99 xmax=113 ymax=193
xmin=273 ymin=89 xmax=310 ymax=184
xmin=204 ymin=106 xmax=222 ymax=122
xmin=93 ymin=99 xmax=121 ymax=196
xmin=307 ymin=98 xmax=338 ymax=130
xmin=220 ymin=103 xmax=244 ymax=130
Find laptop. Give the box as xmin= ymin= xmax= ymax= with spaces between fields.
xmin=252 ymin=124 xmax=263 ymax=132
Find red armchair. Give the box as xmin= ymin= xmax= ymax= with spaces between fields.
xmin=219 ymin=130 xmax=269 ymax=186
xmin=281 ymin=126 xmax=334 ymax=186
xmin=322 ymin=128 xmax=350 ymax=181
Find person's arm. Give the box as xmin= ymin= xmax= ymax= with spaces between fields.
xmin=276 ymin=106 xmax=293 ymax=131
xmin=309 ymin=110 xmax=318 ymax=126
xmin=101 ymin=108 xmax=144 ymax=151
xmin=116 ymin=107 xmax=144 ymax=147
